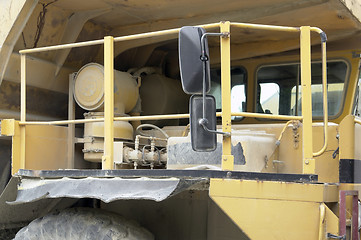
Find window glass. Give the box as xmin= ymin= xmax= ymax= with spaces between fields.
xmin=353 ymin=73 xmax=361 ymax=117
xmin=259 ymin=83 xmax=279 ymax=114
xmin=209 ymin=67 xmax=247 ymax=116
xmin=257 ymin=61 xmax=347 ymax=117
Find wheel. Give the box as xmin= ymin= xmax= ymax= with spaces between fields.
xmin=14 ymin=208 xmax=154 ymax=240
xmin=0 ymin=227 xmax=20 ymax=240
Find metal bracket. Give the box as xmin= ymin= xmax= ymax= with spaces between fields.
xmin=199 ymin=118 xmax=231 ymax=137
xmin=199 ymin=32 xmax=231 ymax=137
xmin=352 ymin=51 xmax=361 ymax=59
xmin=339 ymin=190 xmax=359 ymax=240
xmin=82 ymin=148 xmax=104 ymax=153
xmin=221 ymin=32 xmax=230 ymax=38
xmin=327 ymin=233 xmax=346 ymax=240
xmin=292 ymin=121 xmax=300 ymax=149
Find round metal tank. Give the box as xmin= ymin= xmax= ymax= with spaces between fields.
xmin=74 ymin=63 xmax=139 ymax=114
xmin=83 ymin=112 xmax=134 ymax=162
xmin=140 ymin=74 xmax=189 ymax=126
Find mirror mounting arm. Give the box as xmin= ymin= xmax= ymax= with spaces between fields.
xmin=200 ymin=32 xmax=231 ymax=137
xmin=199 ymin=118 xmax=231 ymax=137
xmin=200 ymin=32 xmax=228 ymax=63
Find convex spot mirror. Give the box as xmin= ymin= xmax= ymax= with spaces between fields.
xmin=190 ymin=95 xmax=217 ymax=151
xmin=179 ymin=26 xmax=210 ymax=94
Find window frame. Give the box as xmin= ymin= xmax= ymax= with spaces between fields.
xmin=254 ymin=58 xmax=350 ymax=120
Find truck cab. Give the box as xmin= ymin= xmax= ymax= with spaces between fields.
xmin=1 ymin=0 xmax=361 ymax=239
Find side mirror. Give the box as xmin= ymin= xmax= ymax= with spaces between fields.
xmin=190 ymin=95 xmax=217 ymax=151
xmin=179 ymin=26 xmax=210 ymax=94
xmin=179 ymin=26 xmax=227 ymax=152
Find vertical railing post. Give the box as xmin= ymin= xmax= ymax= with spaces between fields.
xmin=220 ymin=21 xmax=234 ymax=171
xmin=67 ymin=73 xmax=76 ymax=169
xmin=300 ymin=26 xmax=315 ymax=174
xmin=20 ymin=54 xmax=26 ymax=171
xmin=103 ymin=36 xmax=114 ymax=170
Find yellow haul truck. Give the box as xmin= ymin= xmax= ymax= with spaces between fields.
xmin=2 ymin=0 xmax=361 ymax=239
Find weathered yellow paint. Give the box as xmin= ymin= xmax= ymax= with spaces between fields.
xmin=210 ymin=179 xmax=339 ymax=240
xmin=12 ymin=22 xmax=352 ymax=182
xmin=313 ymin=42 xmax=328 ymax=157
xmin=1 ymin=119 xmax=15 ymax=136
xmin=221 ymin=155 xmax=234 ymax=171
xmin=220 ymin=21 xmax=233 ymax=171
xmin=313 ymin=124 xmax=340 ymax=183
xmin=1 ymin=119 xmax=20 ymax=175
xmin=103 ymin=36 xmax=114 ymax=170
xmin=25 ymin=125 xmax=68 ymax=171
xmin=2 ymin=119 xmax=69 ymax=174
xmin=209 ymin=179 xmax=338 ymax=202
xmin=339 ymin=115 xmax=355 ymax=160
xmin=2 ymin=16 xmax=360 ymax=239
xmin=300 ymin=26 xmax=315 ymax=174
xmin=323 ymin=203 xmax=339 ymax=239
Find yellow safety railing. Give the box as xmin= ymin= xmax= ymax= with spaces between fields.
xmin=18 ymin=21 xmax=329 ymax=174
xmin=354 ymin=116 xmax=361 ymax=126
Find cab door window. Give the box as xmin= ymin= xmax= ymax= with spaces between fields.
xmin=209 ymin=67 xmax=247 ymax=119
xmin=256 ymin=61 xmax=348 ymax=118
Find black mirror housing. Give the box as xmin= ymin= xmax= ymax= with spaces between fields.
xmin=179 ymin=26 xmax=210 ymax=94
xmin=190 ymin=95 xmax=217 ymax=151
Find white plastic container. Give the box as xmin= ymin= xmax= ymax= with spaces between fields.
xmin=167 ymin=129 xmax=277 ymax=172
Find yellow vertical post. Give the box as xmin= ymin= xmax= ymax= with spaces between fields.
xmin=67 ymin=73 xmax=76 ymax=169
xmin=102 ymin=36 xmax=114 ymax=170
xmin=20 ymin=54 xmax=26 ymax=170
xmin=300 ymin=26 xmax=315 ymax=174
xmin=339 ymin=115 xmax=355 ymax=159
xmin=220 ymin=21 xmax=234 ymax=171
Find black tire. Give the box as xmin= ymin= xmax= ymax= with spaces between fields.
xmin=0 ymin=227 xmax=21 ymax=240
xmin=13 ymin=208 xmax=154 ymax=240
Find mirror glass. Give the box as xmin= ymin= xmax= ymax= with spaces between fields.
xmin=190 ymin=95 xmax=217 ymax=151
xmin=179 ymin=26 xmax=210 ymax=94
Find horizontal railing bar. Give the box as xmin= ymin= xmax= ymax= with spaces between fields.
xmin=113 ymin=23 xmax=219 ymax=43
xmin=355 ymin=117 xmax=361 ymax=125
xmin=19 ymin=112 xmax=302 ymax=125
xmin=231 ymin=112 xmax=303 ymax=120
xmin=231 ymin=22 xmax=300 ymax=32
xmin=19 ymin=39 xmax=105 ymax=54
xmin=19 ymin=113 xmax=193 ymax=125
xmin=19 ymin=23 xmax=220 ymax=54
xmin=21 ymin=22 xmax=322 ymax=55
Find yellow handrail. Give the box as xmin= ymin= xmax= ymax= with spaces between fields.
xmin=354 ymin=117 xmax=361 ymax=125
xmin=19 ymin=23 xmax=220 ymax=55
xmin=313 ymin=40 xmax=328 ymax=157
xmin=19 ymin=112 xmax=301 ymax=125
xmin=103 ymin=36 xmax=115 ymax=169
xmin=18 ymin=21 xmax=328 ymax=172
